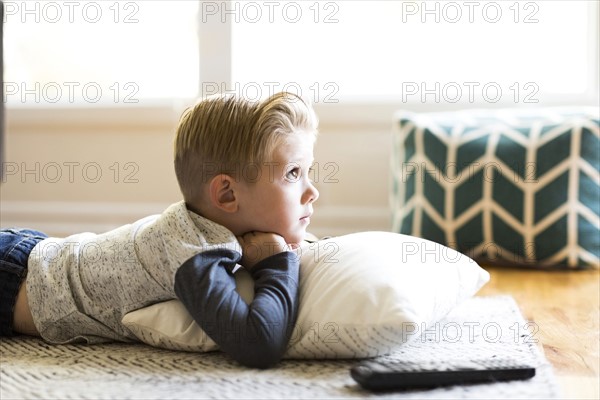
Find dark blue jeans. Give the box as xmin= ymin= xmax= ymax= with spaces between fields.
xmin=0 ymin=228 xmax=48 ymax=336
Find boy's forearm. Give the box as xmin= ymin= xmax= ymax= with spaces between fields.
xmin=174 ymin=249 xmax=299 ymax=369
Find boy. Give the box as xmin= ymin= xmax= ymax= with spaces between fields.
xmin=0 ymin=92 xmax=320 ymax=369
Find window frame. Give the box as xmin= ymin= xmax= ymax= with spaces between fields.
xmin=6 ymin=0 xmax=599 ymax=131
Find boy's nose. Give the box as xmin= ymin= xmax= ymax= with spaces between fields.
xmin=306 ymin=182 xmax=319 ymax=204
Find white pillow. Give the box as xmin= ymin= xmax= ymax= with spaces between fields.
xmin=122 ymin=231 xmax=490 ymax=358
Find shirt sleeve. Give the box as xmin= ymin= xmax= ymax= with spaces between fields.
xmin=173 ymin=248 xmax=299 ymax=369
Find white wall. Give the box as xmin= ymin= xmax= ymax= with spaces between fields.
xmin=0 ymin=105 xmax=394 ymax=238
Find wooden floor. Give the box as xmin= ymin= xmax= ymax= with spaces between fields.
xmin=478 ymin=266 xmax=600 ymax=399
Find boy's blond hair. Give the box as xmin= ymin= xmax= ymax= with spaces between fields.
xmin=174 ymin=92 xmax=319 ymax=207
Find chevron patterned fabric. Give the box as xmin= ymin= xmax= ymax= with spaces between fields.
xmin=391 ymin=107 xmax=600 ymax=269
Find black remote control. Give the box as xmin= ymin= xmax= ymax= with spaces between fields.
xmin=350 ymin=357 xmax=536 ymax=391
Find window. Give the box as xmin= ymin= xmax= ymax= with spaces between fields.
xmin=4 ymin=1 xmax=199 ymax=106
xmin=4 ymin=0 xmax=598 ymax=109
xmin=229 ymin=0 xmax=597 ymax=105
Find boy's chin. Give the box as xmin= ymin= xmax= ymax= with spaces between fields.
xmin=284 ymin=231 xmax=307 ymax=247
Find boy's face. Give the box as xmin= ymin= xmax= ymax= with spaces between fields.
xmin=237 ymin=133 xmax=320 ymax=245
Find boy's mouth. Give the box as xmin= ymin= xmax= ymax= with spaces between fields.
xmin=300 ymin=213 xmax=312 ymax=223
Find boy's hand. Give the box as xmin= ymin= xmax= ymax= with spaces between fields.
xmin=237 ymin=231 xmax=289 ymax=270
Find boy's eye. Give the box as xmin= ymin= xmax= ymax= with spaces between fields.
xmin=286 ymin=168 xmax=300 ymax=181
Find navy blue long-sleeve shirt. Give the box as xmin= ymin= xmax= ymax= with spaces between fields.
xmin=175 ymin=249 xmax=299 ymax=368
xmin=26 ymin=201 xmax=300 ymax=369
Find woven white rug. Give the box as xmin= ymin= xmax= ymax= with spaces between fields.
xmin=1 ymin=296 xmax=559 ymax=399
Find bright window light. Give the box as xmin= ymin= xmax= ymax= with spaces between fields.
xmin=4 ymin=1 xmax=199 ymax=106
xmin=3 ymin=1 xmax=595 ymax=107
xmin=231 ymin=1 xmax=591 ymax=103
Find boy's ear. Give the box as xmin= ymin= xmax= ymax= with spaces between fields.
xmin=208 ymin=174 xmax=239 ymax=213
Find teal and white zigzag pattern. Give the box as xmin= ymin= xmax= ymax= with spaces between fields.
xmin=391 ymin=108 xmax=600 ymax=268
